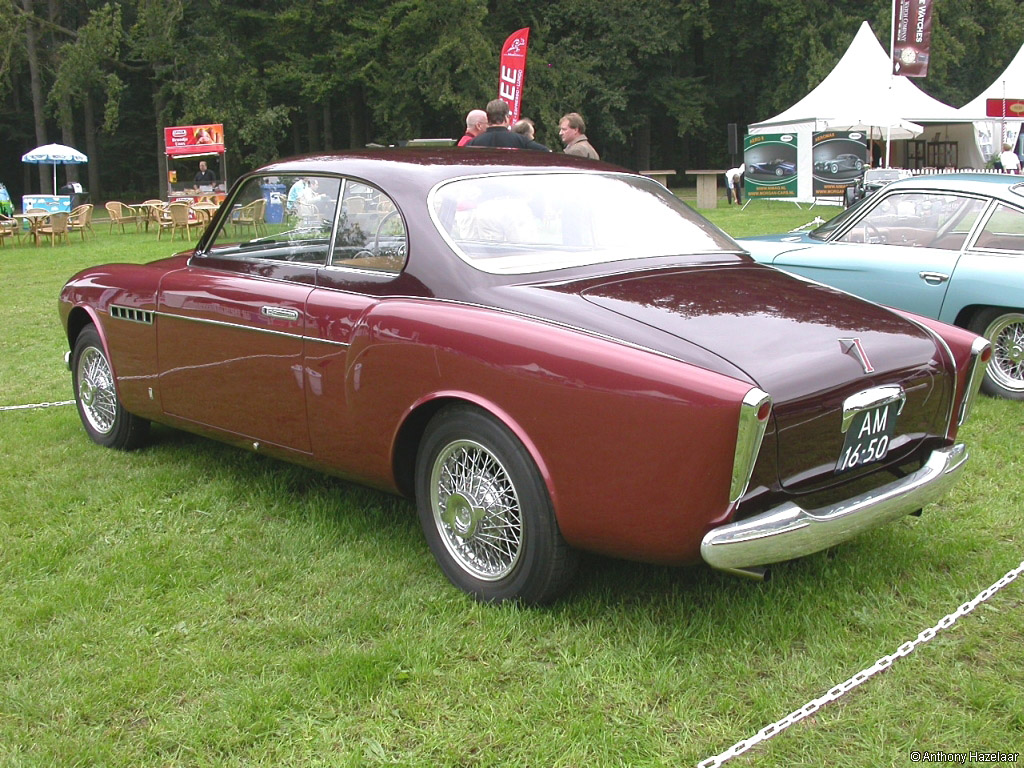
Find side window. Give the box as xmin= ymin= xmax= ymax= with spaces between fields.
xmin=837 ymin=192 xmax=986 ymax=250
xmin=974 ymin=203 xmax=1024 ymax=252
xmin=330 ymin=181 xmax=407 ymax=272
xmin=207 ymin=174 xmax=341 ymax=264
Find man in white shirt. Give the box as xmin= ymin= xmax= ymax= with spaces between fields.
xmin=998 ymin=143 xmax=1021 ymax=174
xmin=724 ymin=164 xmax=745 ymax=204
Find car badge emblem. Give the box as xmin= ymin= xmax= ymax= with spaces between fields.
xmin=839 ymin=337 xmax=874 ymax=374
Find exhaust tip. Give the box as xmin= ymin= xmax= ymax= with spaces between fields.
xmin=719 ymin=565 xmax=770 ymax=582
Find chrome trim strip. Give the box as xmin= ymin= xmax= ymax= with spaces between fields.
xmin=730 ymin=388 xmax=771 ymax=503
xmin=958 ymin=336 xmax=991 ymax=425
xmin=702 ymin=444 xmax=968 ymax=572
xmin=304 ymin=336 xmax=349 ymax=347
xmin=320 ymin=263 xmax=401 ymax=276
xmin=152 ymin=309 xmax=348 ymax=347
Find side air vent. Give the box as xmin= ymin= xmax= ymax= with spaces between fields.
xmin=110 ymin=305 xmax=154 ymax=324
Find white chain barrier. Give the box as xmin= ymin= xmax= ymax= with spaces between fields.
xmin=698 ymin=559 xmax=1024 ymax=768
xmin=0 ymin=400 xmax=75 ymax=412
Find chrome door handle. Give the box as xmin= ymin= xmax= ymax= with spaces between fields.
xmin=918 ymin=271 xmax=949 ymax=285
xmin=260 ymin=306 xmax=300 ymax=321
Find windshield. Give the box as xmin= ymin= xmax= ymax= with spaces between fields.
xmin=809 ymin=195 xmax=871 ymax=240
xmin=429 ymin=172 xmax=738 ymax=274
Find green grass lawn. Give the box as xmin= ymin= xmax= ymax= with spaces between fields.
xmin=1 ymin=210 xmax=1021 ymax=766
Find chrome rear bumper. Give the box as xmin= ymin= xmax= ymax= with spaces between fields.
xmin=701 ymin=444 xmax=968 ymax=576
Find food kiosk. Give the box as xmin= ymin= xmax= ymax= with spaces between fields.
xmin=164 ymin=123 xmax=228 ymax=203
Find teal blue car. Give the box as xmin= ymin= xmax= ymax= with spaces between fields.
xmin=741 ymin=173 xmax=1024 ymax=399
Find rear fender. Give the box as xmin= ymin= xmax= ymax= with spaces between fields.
xmin=345 ymin=299 xmax=757 ymax=564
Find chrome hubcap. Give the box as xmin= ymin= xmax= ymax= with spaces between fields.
xmin=986 ymin=314 xmax=1024 ymax=393
xmin=77 ymin=347 xmax=117 ymax=434
xmin=442 ymin=492 xmax=485 ymax=538
xmin=430 ymin=440 xmax=523 ymax=581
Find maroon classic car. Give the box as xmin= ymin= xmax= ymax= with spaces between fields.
xmin=60 ymin=150 xmax=991 ymax=604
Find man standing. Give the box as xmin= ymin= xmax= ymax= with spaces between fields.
xmin=468 ymin=100 xmax=548 ymax=150
xmin=458 ymin=109 xmax=488 ymax=147
xmin=558 ymin=113 xmax=599 ymax=159
xmin=194 ymin=160 xmax=216 ymax=185
xmin=998 ymin=143 xmax=1021 ymax=174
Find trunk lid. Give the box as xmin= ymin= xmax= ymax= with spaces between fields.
xmin=574 ymin=264 xmax=953 ymax=492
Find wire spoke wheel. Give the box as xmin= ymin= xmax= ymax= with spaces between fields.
xmin=971 ymin=309 xmax=1024 ymax=399
xmin=415 ymin=405 xmax=577 ymax=604
xmin=76 ymin=346 xmax=118 ymax=434
xmin=71 ymin=325 xmax=149 ymax=449
xmin=985 ymin=313 xmax=1024 ymax=394
xmin=431 ymin=439 xmax=523 ymax=581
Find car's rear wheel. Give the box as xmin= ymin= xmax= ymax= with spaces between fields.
xmin=72 ymin=325 xmax=150 ymax=448
xmin=969 ymin=309 xmax=1024 ymax=399
xmin=415 ymin=404 xmax=578 ymax=604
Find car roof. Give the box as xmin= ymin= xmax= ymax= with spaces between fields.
xmin=886 ymin=171 xmax=1024 ymax=201
xmin=253 ymin=148 xmax=621 ymax=188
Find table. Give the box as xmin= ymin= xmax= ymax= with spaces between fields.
xmin=190 ymin=202 xmax=220 ymax=225
xmin=685 ymin=169 xmax=727 ymax=209
xmin=135 ymin=201 xmax=166 ymax=232
xmin=13 ymin=211 xmax=50 ymax=246
xmin=640 ymin=170 xmax=675 ymax=189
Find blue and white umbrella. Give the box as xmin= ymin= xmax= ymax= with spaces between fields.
xmin=21 ymin=143 xmax=88 ymax=194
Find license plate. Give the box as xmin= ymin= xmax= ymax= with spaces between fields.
xmin=836 ymin=400 xmax=901 ymax=473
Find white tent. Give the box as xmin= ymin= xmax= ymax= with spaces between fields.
xmin=956 ymin=42 xmax=1024 ymax=164
xmin=748 ymin=21 xmax=970 ymax=201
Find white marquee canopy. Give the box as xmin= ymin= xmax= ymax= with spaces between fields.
xmin=748 ymin=21 xmax=975 ymax=200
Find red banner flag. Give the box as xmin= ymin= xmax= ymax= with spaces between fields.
xmin=892 ymin=0 xmax=933 ymax=77
xmin=498 ymin=28 xmax=530 ymax=123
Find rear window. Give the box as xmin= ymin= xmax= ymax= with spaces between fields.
xmin=429 ymin=172 xmax=737 ymax=274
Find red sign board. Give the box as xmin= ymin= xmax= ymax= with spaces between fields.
xmin=986 ymin=99 xmax=1024 ymax=118
xmin=164 ymin=123 xmax=225 ymax=156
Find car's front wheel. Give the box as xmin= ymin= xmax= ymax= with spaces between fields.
xmin=72 ymin=325 xmax=150 ymax=448
xmin=969 ymin=309 xmax=1024 ymax=399
xmin=415 ymin=404 xmax=578 ymax=604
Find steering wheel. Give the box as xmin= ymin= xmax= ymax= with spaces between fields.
xmin=865 ymin=221 xmax=885 ymax=244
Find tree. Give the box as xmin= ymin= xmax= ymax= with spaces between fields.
xmin=49 ymin=3 xmax=125 ymax=198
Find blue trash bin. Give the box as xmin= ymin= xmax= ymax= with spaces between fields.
xmin=261 ymin=183 xmax=286 ymax=224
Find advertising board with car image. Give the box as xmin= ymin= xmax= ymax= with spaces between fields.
xmin=743 ymin=133 xmax=798 ymax=198
xmin=813 ymin=131 xmax=868 ymax=197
